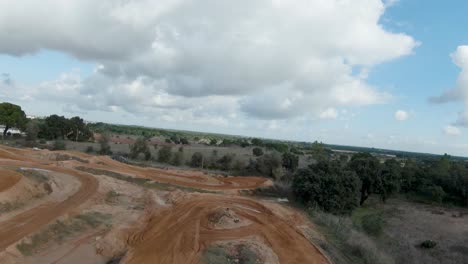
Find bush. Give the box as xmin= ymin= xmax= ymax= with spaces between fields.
xmin=158 ymin=146 xmax=172 ymax=163
xmin=129 ymin=137 xmax=151 ymax=160
xmin=85 ymin=146 xmax=94 ymax=153
xmin=98 ymin=133 xmax=112 ymax=155
xmin=191 ymin=152 xmax=204 ymax=167
xmin=252 ymin=147 xmax=264 ymax=156
xmin=420 ymin=240 xmax=437 ymax=249
xmin=52 ymin=140 xmax=66 ymax=150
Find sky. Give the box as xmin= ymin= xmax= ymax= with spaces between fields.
xmin=1 ymin=0 xmax=468 ymax=156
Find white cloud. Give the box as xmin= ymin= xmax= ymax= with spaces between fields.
xmin=444 ymin=125 xmax=461 ymax=136
xmin=431 ymin=45 xmax=468 ymax=126
xmin=394 ymin=110 xmax=408 ymax=121
xmin=0 ymin=0 xmax=418 ymax=122
xmin=319 ymin=108 xmax=339 ymax=119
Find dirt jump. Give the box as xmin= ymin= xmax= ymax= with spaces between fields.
xmin=0 ymin=145 xmax=330 ymax=264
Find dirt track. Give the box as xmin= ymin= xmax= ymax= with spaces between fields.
xmin=123 ymin=195 xmax=329 ymax=264
xmin=0 ymin=145 xmax=330 ymax=264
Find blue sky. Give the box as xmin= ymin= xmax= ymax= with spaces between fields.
xmin=1 ymin=0 xmax=468 ymax=156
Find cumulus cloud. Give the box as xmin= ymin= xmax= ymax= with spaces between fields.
xmin=394 ymin=110 xmax=408 ymax=121
xmin=444 ymin=125 xmax=461 ymax=136
xmin=0 ymin=0 xmax=418 ymax=122
xmin=431 ymin=46 xmax=468 ymax=126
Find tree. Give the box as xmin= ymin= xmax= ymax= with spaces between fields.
xmin=256 ymin=152 xmax=282 ymax=178
xmin=348 ymin=153 xmax=382 ymax=205
xmin=0 ymin=102 xmax=27 ymax=136
xmin=379 ymin=159 xmax=402 ymax=202
xmin=252 ymin=147 xmax=264 ymax=157
xmin=40 ymin=115 xmax=69 ymax=139
xmin=69 ymin=116 xmax=92 ymax=142
xmin=293 ymin=160 xmax=361 ymax=214
xmin=191 ymin=152 xmax=204 ymax=167
xmin=282 ymin=152 xmax=299 ymax=172
xmin=217 ymin=154 xmax=236 ymax=171
xmin=251 ymin=138 xmax=264 ymax=146
xmin=158 ymin=146 xmax=172 ymax=163
xmin=130 ymin=137 xmax=151 ymax=160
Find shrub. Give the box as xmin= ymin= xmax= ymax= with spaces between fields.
xmin=129 ymin=137 xmax=151 ymax=160
xmin=420 ymin=240 xmax=437 ymax=249
xmin=52 ymin=140 xmax=66 ymax=150
xmin=85 ymin=146 xmax=94 ymax=153
xmin=191 ymin=152 xmax=204 ymax=167
xmin=252 ymin=147 xmax=264 ymax=156
xmin=158 ymin=146 xmax=172 ymax=163
xmin=98 ymin=133 xmax=112 ymax=155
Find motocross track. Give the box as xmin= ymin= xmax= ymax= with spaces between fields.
xmin=123 ymin=196 xmax=329 ymax=264
xmin=0 ymin=145 xmax=330 ymax=264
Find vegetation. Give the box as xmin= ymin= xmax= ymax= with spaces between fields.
xmin=202 ymin=244 xmax=258 ymax=264
xmin=293 ymin=161 xmax=360 ymax=214
xmin=252 ymin=147 xmax=263 ymax=156
xmin=38 ymin=115 xmax=92 ymax=141
xmin=98 ymin=133 xmax=112 ymax=155
xmin=0 ymin=102 xmax=27 ymax=136
xmin=158 ymin=146 xmax=172 ymax=163
xmin=191 ymin=152 xmax=204 ymax=168
xmin=129 ymin=137 xmax=151 ymax=160
xmin=52 ymin=140 xmax=66 ymax=150
xmin=16 ymin=212 xmax=111 ymax=256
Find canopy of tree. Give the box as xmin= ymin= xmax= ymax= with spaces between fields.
xmin=0 ymin=102 xmax=27 ymax=136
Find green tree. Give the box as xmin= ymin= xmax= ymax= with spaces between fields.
xmin=217 ymin=154 xmax=236 ymax=171
xmin=0 ymin=102 xmax=27 ymax=136
xmin=282 ymin=152 xmax=299 ymax=172
xmin=256 ymin=152 xmax=282 ymax=178
xmin=129 ymin=137 xmax=151 ymax=160
xmin=68 ymin=116 xmax=92 ymax=142
xmin=40 ymin=115 xmax=70 ymax=139
xmin=252 ymin=147 xmax=264 ymax=157
xmin=379 ymin=159 xmax=402 ymax=202
xmin=293 ymin=160 xmax=361 ymax=214
xmin=158 ymin=146 xmax=172 ymax=163
xmin=348 ymin=153 xmax=382 ymax=205
xmin=251 ymin=138 xmax=264 ymax=146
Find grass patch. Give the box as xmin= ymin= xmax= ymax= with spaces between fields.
xmin=55 ymin=154 xmax=89 ymax=163
xmin=0 ymin=201 xmax=24 ymax=214
xmin=307 ymin=209 xmax=393 ymax=264
xmin=75 ymin=166 xmax=216 ymax=193
xmin=202 ymin=244 xmax=257 ymax=264
xmin=105 ymin=190 xmax=120 ymax=204
xmin=16 ymin=211 xmax=111 ymax=256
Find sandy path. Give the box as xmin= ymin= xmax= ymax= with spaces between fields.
xmin=123 ymin=195 xmax=329 ymax=264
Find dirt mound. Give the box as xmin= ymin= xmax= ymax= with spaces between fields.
xmin=0 ymin=169 xmax=22 ymax=192
xmin=207 ymin=207 xmax=251 ymax=230
xmin=122 ymin=195 xmax=329 ymax=264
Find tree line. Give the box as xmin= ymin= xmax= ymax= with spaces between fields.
xmin=293 ymin=153 xmax=468 ymax=214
